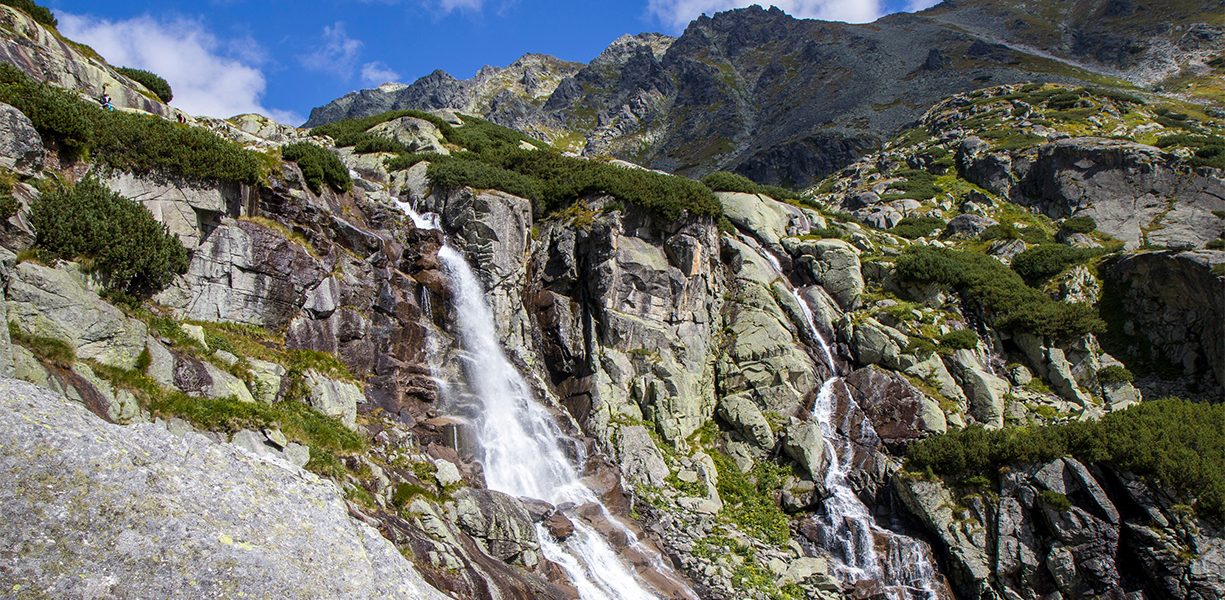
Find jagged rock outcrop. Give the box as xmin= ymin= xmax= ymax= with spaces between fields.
xmin=0 ymin=378 xmax=450 ymax=600
xmin=0 ymin=5 xmax=176 ymax=119
xmin=895 ymin=457 xmax=1225 ymax=600
xmin=1105 ymin=250 xmax=1225 ymax=393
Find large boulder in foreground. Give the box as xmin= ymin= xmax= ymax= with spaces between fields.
xmin=0 ymin=378 xmax=448 ymax=600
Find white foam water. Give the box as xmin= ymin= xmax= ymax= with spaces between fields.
xmin=437 ymin=244 xmax=692 ymax=600
xmin=791 ymin=286 xmax=940 ymax=600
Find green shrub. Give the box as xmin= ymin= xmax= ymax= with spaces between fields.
xmin=939 ymin=329 xmax=979 ymax=351
xmin=1208 ymin=240 xmax=1225 ymax=250
xmin=0 ymin=62 xmax=258 ymax=182
xmin=1156 ymin=134 xmax=1225 ymax=170
xmin=115 ymin=67 xmax=172 ymax=103
xmin=1085 ymin=88 xmax=1145 ymax=106
xmin=891 ymin=216 xmax=947 ymax=239
xmin=281 ymin=142 xmax=352 ymax=195
xmin=353 ymin=136 xmax=412 ymax=155
xmin=93 ymin=111 xmax=261 ymax=183
xmin=1011 ymin=244 xmax=1103 ymax=284
xmin=0 ymin=62 xmax=94 ymax=151
xmin=1061 ymin=216 xmax=1097 ymax=234
xmin=1040 ymin=490 xmax=1072 ymax=511
xmin=906 ymin=398 xmax=1225 ymax=518
xmin=426 ymin=157 xmax=543 ymax=203
xmin=1097 ymin=365 xmax=1135 ymax=384
xmin=701 ymin=171 xmax=798 ymax=201
xmin=896 ymin=246 xmax=1104 ymax=339
xmin=979 ymin=129 xmax=1047 ymax=151
xmin=980 ymin=222 xmax=1052 ymax=245
xmin=1046 ymin=91 xmax=1086 ymax=110
xmin=882 ymin=169 xmax=943 ymax=201
xmin=906 ymin=336 xmax=937 ymax=356
xmin=0 ymin=0 xmax=55 ymax=27
xmin=429 ymin=148 xmax=722 ymax=222
xmin=29 ymin=177 xmax=189 ymax=295
xmin=385 ymin=152 xmax=442 ymax=171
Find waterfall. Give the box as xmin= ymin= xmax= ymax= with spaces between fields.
xmin=400 ymin=197 xmax=690 ymax=600
xmin=792 ymin=287 xmax=940 ymax=600
xmin=437 ymin=245 xmax=681 ymax=600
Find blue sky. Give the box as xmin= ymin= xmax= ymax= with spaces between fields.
xmin=46 ymin=0 xmax=940 ymax=125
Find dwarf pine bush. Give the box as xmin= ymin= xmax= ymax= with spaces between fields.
xmin=281 ymin=142 xmax=352 ymax=195
xmin=115 ymin=67 xmax=173 ymax=103
xmin=30 ymin=177 xmax=189 ymax=294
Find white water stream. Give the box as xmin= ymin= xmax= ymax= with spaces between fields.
xmin=791 ymin=287 xmax=939 ymax=600
xmin=403 ymin=202 xmax=689 ymax=600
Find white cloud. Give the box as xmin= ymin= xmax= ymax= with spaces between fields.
xmin=646 ymin=1 xmax=883 ymax=32
xmin=298 ymin=22 xmax=364 ymax=78
xmin=360 ymin=61 xmax=401 ymax=85
xmin=57 ymin=13 xmax=302 ymax=125
xmin=905 ymin=0 xmax=942 ymax=11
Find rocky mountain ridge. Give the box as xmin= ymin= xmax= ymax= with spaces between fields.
xmin=305 ymin=1 xmax=1224 ymax=188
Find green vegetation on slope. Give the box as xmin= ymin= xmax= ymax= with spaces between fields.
xmin=906 ymin=398 xmax=1225 ymax=518
xmin=1010 ymin=244 xmax=1104 ymax=284
xmin=896 ymin=245 xmax=1104 ymax=339
xmin=313 ymin=109 xmax=723 ymax=222
xmin=114 ymin=67 xmax=173 ymax=103
xmin=0 ymin=63 xmax=260 ymax=183
xmin=29 ymin=177 xmax=189 ymax=295
xmin=0 ymin=0 xmax=56 ymax=27
xmin=281 ymin=142 xmax=352 ymax=195
xmin=702 ymin=171 xmax=799 ymax=201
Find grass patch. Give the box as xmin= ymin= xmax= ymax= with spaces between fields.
xmin=710 ymin=449 xmax=791 ymax=545
xmin=8 ymin=321 xmax=75 ymax=367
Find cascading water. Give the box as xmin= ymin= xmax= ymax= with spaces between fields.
xmin=403 ymin=200 xmax=692 ymax=600
xmin=791 ymin=286 xmax=939 ymax=600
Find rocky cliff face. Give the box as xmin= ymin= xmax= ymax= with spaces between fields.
xmin=2 ymin=6 xmax=1225 ymax=600
xmin=305 ymin=2 xmax=1222 ymax=187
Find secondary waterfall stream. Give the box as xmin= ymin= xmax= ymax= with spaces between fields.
xmin=403 ymin=202 xmax=690 ymax=600
xmin=791 ymin=286 xmax=940 ymax=600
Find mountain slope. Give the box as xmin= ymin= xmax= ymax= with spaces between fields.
xmin=306 ymin=1 xmax=1222 ymax=187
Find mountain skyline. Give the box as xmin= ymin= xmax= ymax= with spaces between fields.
xmin=44 ymin=0 xmax=939 ymax=125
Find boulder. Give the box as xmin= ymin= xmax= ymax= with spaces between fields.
xmin=944 ymin=350 xmax=1009 ymax=429
xmin=144 ymin=337 xmax=256 ymax=404
xmin=942 ymin=214 xmax=998 ymax=239
xmin=892 ymin=474 xmax=994 ymax=599
xmin=304 ymin=370 xmax=364 ymax=429
xmin=160 ymin=219 xmax=329 ymax=329
xmin=783 ymin=421 xmax=830 ymax=482
xmin=844 ymin=366 xmax=946 ymax=449
xmin=1047 ymin=348 xmax=1093 ymax=406
xmin=716 ymin=392 xmax=774 ymax=449
xmin=718 ymin=191 xmax=791 ymax=247
xmin=0 ymin=378 xmax=448 ymax=599
xmin=791 ymin=238 xmax=864 ymax=310
xmin=0 ymin=102 xmax=42 ymax=175
xmin=958 ymin=137 xmax=1016 ymax=199
xmin=368 ymin=116 xmax=451 ymax=156
xmin=104 ymin=172 xmax=238 ymax=249
xmin=452 ymin=488 xmax=540 ymax=566
xmin=848 ymin=317 xmax=908 ymax=370
xmin=1022 ymin=138 xmax=1225 ymax=249
xmin=615 ymin=425 xmax=670 ymax=488
xmin=6 ymin=262 xmax=148 ymax=370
